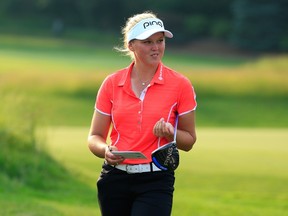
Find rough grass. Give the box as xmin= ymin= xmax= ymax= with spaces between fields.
xmin=0 ymin=35 xmax=287 ymax=127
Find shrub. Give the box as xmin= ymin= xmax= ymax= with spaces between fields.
xmin=0 ymin=93 xmax=69 ymax=190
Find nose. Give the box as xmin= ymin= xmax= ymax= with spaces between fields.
xmin=151 ymin=42 xmax=159 ymax=50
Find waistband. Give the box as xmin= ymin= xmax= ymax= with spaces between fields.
xmin=114 ymin=163 xmax=162 ymax=174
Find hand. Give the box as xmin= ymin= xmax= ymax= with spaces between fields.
xmin=105 ymin=146 xmax=125 ymax=166
xmin=153 ymin=118 xmax=174 ymax=140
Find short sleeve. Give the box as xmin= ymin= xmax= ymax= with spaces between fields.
xmin=177 ymin=76 xmax=197 ymax=115
xmin=95 ymin=76 xmax=113 ymax=115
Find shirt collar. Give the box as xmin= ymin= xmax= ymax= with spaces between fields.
xmin=151 ymin=63 xmax=165 ymax=85
xmin=118 ymin=62 xmax=134 ymax=86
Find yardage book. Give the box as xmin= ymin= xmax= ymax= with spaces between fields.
xmin=111 ymin=151 xmax=147 ymax=159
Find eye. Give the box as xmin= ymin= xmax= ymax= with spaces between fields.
xmin=143 ymin=40 xmax=152 ymax=44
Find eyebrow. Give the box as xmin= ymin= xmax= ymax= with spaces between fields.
xmin=145 ymin=35 xmax=165 ymax=41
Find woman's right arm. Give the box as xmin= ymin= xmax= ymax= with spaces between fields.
xmin=88 ymin=110 xmax=111 ymax=158
xmin=88 ymin=110 xmax=124 ymax=165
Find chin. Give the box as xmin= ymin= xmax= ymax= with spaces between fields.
xmin=149 ymin=57 xmax=161 ymax=64
xmin=148 ymin=61 xmax=160 ymax=67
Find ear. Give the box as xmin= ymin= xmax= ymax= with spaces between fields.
xmin=128 ymin=42 xmax=134 ymax=51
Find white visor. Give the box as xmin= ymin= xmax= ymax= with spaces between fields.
xmin=127 ymin=18 xmax=173 ymax=42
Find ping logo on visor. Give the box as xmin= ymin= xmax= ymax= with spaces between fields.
xmin=127 ymin=18 xmax=173 ymax=42
xmin=143 ymin=20 xmax=163 ymax=29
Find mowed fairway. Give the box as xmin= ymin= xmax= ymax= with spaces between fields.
xmin=45 ymin=127 xmax=288 ymax=216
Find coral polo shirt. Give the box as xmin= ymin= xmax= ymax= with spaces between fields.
xmin=95 ymin=62 xmax=197 ymax=164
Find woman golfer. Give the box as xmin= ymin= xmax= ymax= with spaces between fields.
xmin=88 ymin=11 xmax=197 ymax=216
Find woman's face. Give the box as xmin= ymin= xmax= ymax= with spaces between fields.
xmin=129 ymin=32 xmax=165 ymax=67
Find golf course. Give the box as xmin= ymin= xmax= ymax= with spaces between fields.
xmin=0 ymin=34 xmax=287 ymax=215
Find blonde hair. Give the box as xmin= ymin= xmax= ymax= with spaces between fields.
xmin=115 ymin=11 xmax=157 ymax=60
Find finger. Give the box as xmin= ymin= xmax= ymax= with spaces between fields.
xmin=111 ymin=157 xmax=125 ymax=166
xmin=165 ymin=122 xmax=174 ymax=134
xmin=159 ymin=119 xmax=166 ymax=134
xmin=106 ymin=155 xmax=124 ymax=166
xmin=153 ymin=118 xmax=164 ymax=136
xmin=161 ymin=121 xmax=171 ymax=135
xmin=115 ymin=157 xmax=125 ymax=164
xmin=105 ymin=146 xmax=121 ymax=163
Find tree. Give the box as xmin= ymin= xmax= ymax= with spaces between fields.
xmin=230 ymin=0 xmax=288 ymax=51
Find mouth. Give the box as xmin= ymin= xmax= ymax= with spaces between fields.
xmin=151 ymin=53 xmax=159 ymax=58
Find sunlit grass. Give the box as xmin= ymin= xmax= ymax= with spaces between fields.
xmin=174 ymin=128 xmax=288 ymax=215
xmin=43 ymin=127 xmax=288 ymax=216
xmin=1 ymin=35 xmax=287 ymax=97
xmin=1 ymin=35 xmax=287 ymax=128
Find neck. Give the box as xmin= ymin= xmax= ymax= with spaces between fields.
xmin=133 ymin=62 xmax=159 ymax=81
xmin=130 ymin=62 xmax=160 ymax=97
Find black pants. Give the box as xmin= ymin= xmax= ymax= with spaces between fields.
xmin=97 ymin=163 xmax=175 ymax=216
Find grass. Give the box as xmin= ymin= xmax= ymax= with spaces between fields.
xmin=0 ymin=34 xmax=287 ymax=127
xmin=173 ymin=128 xmax=288 ymax=215
xmin=0 ymin=34 xmax=287 ymax=215
xmin=2 ymin=127 xmax=286 ymax=216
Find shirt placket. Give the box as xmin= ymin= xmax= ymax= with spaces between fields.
xmin=137 ymin=86 xmax=149 ymax=131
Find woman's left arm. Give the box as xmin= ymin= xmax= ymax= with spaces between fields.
xmin=153 ymin=111 xmax=196 ymax=151
xmin=175 ymin=111 xmax=196 ymax=151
